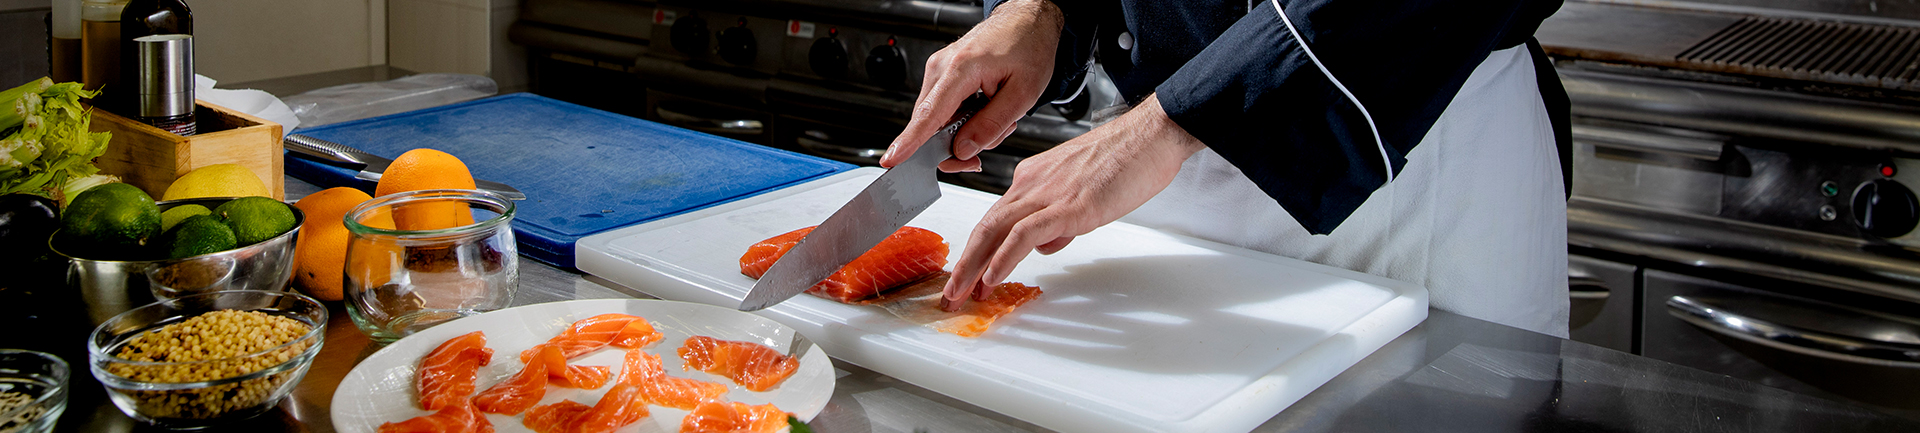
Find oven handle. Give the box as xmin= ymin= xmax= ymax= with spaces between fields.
xmin=656 ymin=107 xmax=764 ymax=135
xmin=1666 ymin=295 xmax=1920 ymax=368
xmin=796 ymin=133 xmax=885 ymax=164
xmin=1568 ymin=275 xmax=1610 ymax=300
xmin=1572 ymin=125 xmax=1724 ymax=161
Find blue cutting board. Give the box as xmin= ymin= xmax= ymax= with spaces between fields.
xmin=285 ymin=93 xmax=853 ymax=268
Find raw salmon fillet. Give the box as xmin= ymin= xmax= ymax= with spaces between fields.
xmin=531 ymin=343 xmax=611 ymax=389
xmin=681 ymin=401 xmax=789 ymax=433
xmin=622 ymin=349 xmax=728 ymax=409
xmin=519 ymin=314 xmax=661 ymax=362
xmin=740 ymin=226 xmax=950 ymax=303
xmin=677 ymin=336 xmax=800 ymax=392
xmin=523 ymin=401 xmax=590 ymax=433
xmin=867 ymin=275 xmax=1044 ymax=338
xmin=473 ymin=345 xmax=555 ymax=415
xmin=522 ymin=400 xmax=593 ymax=433
xmin=572 ymin=382 xmax=649 ymax=433
xmin=379 ymin=400 xmax=495 ymax=433
xmin=417 ymin=331 xmax=493 ymax=411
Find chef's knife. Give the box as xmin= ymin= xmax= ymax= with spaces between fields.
xmin=739 ymin=95 xmax=987 ymax=311
xmin=284 ymin=134 xmax=527 ymax=200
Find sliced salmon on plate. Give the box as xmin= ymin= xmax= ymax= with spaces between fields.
xmin=473 ymin=345 xmax=555 ymax=415
xmin=678 ymin=336 xmax=800 ymax=392
xmin=522 ymin=400 xmax=593 ymax=433
xmin=739 ymin=226 xmax=949 ymax=303
xmin=681 ymin=401 xmax=789 ymax=433
xmin=622 ymin=349 xmax=728 ymax=409
xmin=379 ymin=400 xmax=495 ymax=433
xmin=519 ymin=313 xmax=662 ymax=362
xmin=417 ymin=331 xmax=493 ymax=411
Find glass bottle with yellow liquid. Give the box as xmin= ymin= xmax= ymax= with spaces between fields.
xmin=81 ymin=0 xmax=128 ymax=94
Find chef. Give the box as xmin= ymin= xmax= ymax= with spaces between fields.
xmin=882 ymin=0 xmax=1573 ymax=336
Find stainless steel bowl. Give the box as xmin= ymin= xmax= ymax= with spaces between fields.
xmin=52 ymin=197 xmax=304 ymax=325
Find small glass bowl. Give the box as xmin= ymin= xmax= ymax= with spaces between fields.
xmin=87 ymin=290 xmax=326 ymax=429
xmin=0 ymin=349 xmax=69 ymax=433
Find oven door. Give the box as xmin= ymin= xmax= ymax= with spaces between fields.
xmin=1569 ymin=255 xmax=1636 ymax=354
xmin=1642 ymin=269 xmax=1920 ymax=419
xmin=647 ymin=90 xmax=770 ymax=144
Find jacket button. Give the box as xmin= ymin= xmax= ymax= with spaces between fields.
xmin=1117 ymin=32 xmax=1134 ymax=50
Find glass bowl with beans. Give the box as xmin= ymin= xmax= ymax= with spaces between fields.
xmin=86 ymin=290 xmax=326 ymax=428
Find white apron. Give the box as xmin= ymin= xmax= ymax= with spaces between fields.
xmin=1121 ymin=46 xmax=1570 ymax=337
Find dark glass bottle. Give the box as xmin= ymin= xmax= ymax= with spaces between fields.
xmin=119 ymin=0 xmax=193 ymax=133
xmin=119 ymin=0 xmax=191 ymax=42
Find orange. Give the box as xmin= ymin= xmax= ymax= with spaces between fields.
xmin=292 ymin=187 xmax=373 ymax=301
xmin=375 ymin=149 xmax=477 ymax=231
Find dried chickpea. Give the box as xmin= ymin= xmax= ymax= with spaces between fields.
xmin=104 ymin=310 xmax=315 ymax=420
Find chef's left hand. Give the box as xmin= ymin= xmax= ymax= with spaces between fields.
xmin=942 ymin=94 xmax=1206 ymax=311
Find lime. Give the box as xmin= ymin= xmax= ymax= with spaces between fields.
xmin=60 ymin=183 xmax=161 ymax=259
xmin=213 ymin=197 xmax=296 ymax=246
xmin=165 ymin=214 xmax=237 ymax=259
xmin=162 ymin=164 xmax=270 ymax=201
xmin=159 ymin=204 xmax=211 ymax=232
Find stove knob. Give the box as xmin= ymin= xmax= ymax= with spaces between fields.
xmin=670 ymin=16 xmax=709 ymax=56
xmin=717 ymin=22 xmax=756 ymax=65
xmin=1850 ymin=179 xmax=1920 ymax=238
xmin=866 ymin=44 xmax=907 ymax=88
xmin=810 ymin=37 xmax=848 ymax=79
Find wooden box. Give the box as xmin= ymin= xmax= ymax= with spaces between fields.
xmin=91 ymin=101 xmax=285 ymax=200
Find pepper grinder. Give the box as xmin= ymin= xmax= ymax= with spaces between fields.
xmin=131 ymin=34 xmax=193 ymax=136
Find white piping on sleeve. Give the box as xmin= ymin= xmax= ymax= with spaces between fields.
xmin=1269 ymin=0 xmax=1395 ymax=181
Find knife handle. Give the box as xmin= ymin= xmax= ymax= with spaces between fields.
xmin=285 ymin=134 xmax=370 ymax=166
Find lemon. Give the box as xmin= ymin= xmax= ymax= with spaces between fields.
xmin=60 ymin=183 xmax=161 ymax=259
xmin=159 ymin=204 xmax=211 ymax=232
xmin=164 ymin=215 xmax=237 ymax=259
xmin=214 ymin=197 xmax=297 ymax=246
xmin=162 ymin=164 xmax=270 ymax=201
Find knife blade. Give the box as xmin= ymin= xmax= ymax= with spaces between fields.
xmin=739 ymin=97 xmax=985 ymax=311
xmin=284 ymin=134 xmax=527 ymax=200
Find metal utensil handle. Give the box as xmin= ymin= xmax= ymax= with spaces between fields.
xmin=1666 ymin=295 xmax=1920 ymax=368
xmin=284 ymin=134 xmax=372 ymax=166
xmin=787 ymin=331 xmax=813 ymax=359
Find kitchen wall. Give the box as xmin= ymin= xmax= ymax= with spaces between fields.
xmin=192 ymin=0 xmax=385 ymax=84
xmin=0 ymin=1 xmax=50 ymax=87
xmin=387 ymin=0 xmax=527 ymax=92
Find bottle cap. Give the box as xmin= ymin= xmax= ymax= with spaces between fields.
xmin=133 ymin=34 xmax=193 ymax=118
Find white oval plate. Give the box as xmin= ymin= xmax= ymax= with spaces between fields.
xmin=330 ymin=299 xmax=833 ymax=432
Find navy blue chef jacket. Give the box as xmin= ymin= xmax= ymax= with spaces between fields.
xmin=986 ymin=0 xmax=1571 ymax=235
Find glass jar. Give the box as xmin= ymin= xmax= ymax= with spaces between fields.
xmin=343 ymin=189 xmax=518 ymax=343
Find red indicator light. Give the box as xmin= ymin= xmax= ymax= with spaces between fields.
xmin=1883 ymin=165 xmax=1898 ymax=177
xmin=887 ymin=37 xmax=896 ymax=46
xmin=829 ymin=27 xmax=837 ymax=36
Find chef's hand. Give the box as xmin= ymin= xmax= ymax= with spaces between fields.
xmin=880 ymin=0 xmax=1062 ymax=173
xmin=942 ymin=94 xmax=1206 ymax=311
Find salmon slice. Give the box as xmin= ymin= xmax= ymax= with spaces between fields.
xmin=867 ymin=275 xmax=1044 ymax=337
xmin=740 ymin=226 xmax=950 ymax=303
xmin=378 ymin=400 xmax=495 ymax=433
xmin=610 ymin=319 xmax=663 ymax=348
xmin=622 ymin=349 xmax=728 ymax=409
xmin=680 ymin=401 xmax=789 ymax=433
xmin=417 ymin=331 xmax=493 ymax=411
xmin=677 ymin=336 xmax=800 ymax=392
xmin=522 ymin=400 xmax=592 ymax=433
xmin=519 ymin=314 xmax=654 ymax=362
xmin=473 ymin=345 xmax=554 ymax=415
xmin=572 ymin=382 xmax=649 ymax=433
xmin=529 ymin=343 xmax=611 ymax=389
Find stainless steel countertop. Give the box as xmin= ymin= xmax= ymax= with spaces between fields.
xmin=24 ymin=177 xmax=1918 ymax=432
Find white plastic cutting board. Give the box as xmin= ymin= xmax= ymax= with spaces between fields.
xmin=576 ymin=168 xmax=1427 ymax=433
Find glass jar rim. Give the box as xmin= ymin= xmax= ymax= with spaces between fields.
xmin=343 ymin=189 xmax=517 ymax=239
xmin=0 ymin=349 xmax=69 ymax=422
xmin=87 ymin=291 xmax=327 ymax=383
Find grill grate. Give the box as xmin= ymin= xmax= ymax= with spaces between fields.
xmin=1678 ymin=17 xmax=1920 ymax=90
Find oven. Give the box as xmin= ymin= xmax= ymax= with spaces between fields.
xmin=515 ymin=0 xmax=1107 ymax=196
xmin=1540 ymin=0 xmax=1920 ymax=419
